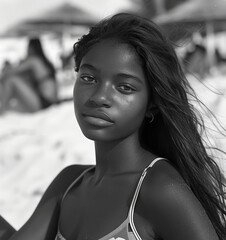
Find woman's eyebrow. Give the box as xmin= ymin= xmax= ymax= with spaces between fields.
xmin=80 ymin=63 xmax=100 ymax=72
xmin=117 ymin=73 xmax=143 ymax=84
xmin=79 ymin=64 xmax=143 ymax=84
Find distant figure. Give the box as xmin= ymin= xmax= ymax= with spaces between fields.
xmin=1 ymin=60 xmax=12 ymax=74
xmin=60 ymin=51 xmax=74 ymax=70
xmin=215 ymin=48 xmax=226 ymax=64
xmin=182 ymin=43 xmax=209 ymax=79
xmin=215 ymin=48 xmax=226 ymax=74
xmin=0 ymin=38 xmax=58 ymax=114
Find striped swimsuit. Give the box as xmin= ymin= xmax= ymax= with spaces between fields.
xmin=55 ymin=157 xmax=165 ymax=240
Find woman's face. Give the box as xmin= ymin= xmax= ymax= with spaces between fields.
xmin=73 ymin=39 xmax=150 ymax=142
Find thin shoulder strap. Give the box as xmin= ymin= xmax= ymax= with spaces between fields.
xmin=128 ymin=157 xmax=166 ymax=240
xmin=61 ymin=166 xmax=95 ymax=204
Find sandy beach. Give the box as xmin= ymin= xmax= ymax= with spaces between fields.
xmin=0 ymin=88 xmax=95 ymax=229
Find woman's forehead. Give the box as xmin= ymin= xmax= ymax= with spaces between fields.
xmin=84 ymin=39 xmax=134 ymax=57
xmin=80 ymin=39 xmax=143 ymax=74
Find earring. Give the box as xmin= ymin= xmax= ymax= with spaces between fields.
xmin=149 ymin=113 xmax=154 ymax=124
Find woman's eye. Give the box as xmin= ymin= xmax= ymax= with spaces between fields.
xmin=118 ymin=84 xmax=135 ymax=93
xmin=81 ymin=75 xmax=96 ymax=83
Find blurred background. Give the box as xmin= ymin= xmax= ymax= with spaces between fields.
xmin=0 ymin=0 xmax=226 ymax=230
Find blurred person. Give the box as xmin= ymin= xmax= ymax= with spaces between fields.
xmin=215 ymin=48 xmax=226 ymax=74
xmin=1 ymin=60 xmax=12 ymax=74
xmin=0 ymin=38 xmax=58 ymax=114
xmin=215 ymin=48 xmax=226 ymax=64
xmin=182 ymin=41 xmax=209 ymax=79
xmin=4 ymin=13 xmax=226 ymax=240
xmin=60 ymin=51 xmax=74 ymax=70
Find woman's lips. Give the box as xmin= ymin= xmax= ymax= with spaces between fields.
xmin=82 ymin=111 xmax=114 ymax=127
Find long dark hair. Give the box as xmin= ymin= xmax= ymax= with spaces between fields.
xmin=28 ymin=38 xmax=55 ymax=77
xmin=73 ymin=13 xmax=226 ymax=239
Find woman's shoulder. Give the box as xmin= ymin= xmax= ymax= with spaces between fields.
xmin=39 ymin=164 xmax=93 ymax=204
xmin=22 ymin=56 xmax=44 ymax=69
xmin=145 ymin=159 xmax=187 ymax=189
xmin=21 ymin=55 xmax=39 ymax=64
xmin=139 ymin=159 xmax=191 ymax=218
xmin=139 ymin=160 xmax=217 ymax=239
xmin=16 ymin=165 xmax=94 ymax=240
xmin=58 ymin=164 xmax=93 ymax=178
xmin=141 ymin=159 xmax=190 ymax=204
xmin=53 ymin=164 xmax=93 ymax=189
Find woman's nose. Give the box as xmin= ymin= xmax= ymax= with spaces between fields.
xmin=88 ymin=83 xmax=112 ymax=108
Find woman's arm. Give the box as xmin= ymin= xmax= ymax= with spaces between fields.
xmin=5 ymin=58 xmax=34 ymax=76
xmin=8 ymin=164 xmax=90 ymax=240
xmin=142 ymin=161 xmax=219 ymax=240
xmin=0 ymin=58 xmax=34 ymax=83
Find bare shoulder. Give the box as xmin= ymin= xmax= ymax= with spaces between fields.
xmin=56 ymin=164 xmax=93 ymax=183
xmin=140 ymin=159 xmax=192 ymax=208
xmin=141 ymin=160 xmax=194 ymax=209
xmin=139 ymin=159 xmax=188 ymax=219
xmin=39 ymin=164 xmax=93 ymax=204
xmin=48 ymin=164 xmax=93 ymax=191
xmin=11 ymin=165 xmax=94 ymax=240
xmin=139 ymin=160 xmax=218 ymax=240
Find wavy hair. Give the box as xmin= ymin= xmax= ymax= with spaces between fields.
xmin=28 ymin=38 xmax=55 ymax=77
xmin=73 ymin=13 xmax=226 ymax=239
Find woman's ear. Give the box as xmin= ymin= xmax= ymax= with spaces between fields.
xmin=145 ymin=105 xmax=158 ymax=118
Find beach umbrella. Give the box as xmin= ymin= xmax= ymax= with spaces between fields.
xmin=0 ymin=3 xmax=99 ymax=38
xmin=154 ymin=0 xmax=226 ymax=67
xmin=27 ymin=2 xmax=98 ymax=27
xmin=154 ymin=0 xmax=226 ymax=38
xmin=0 ymin=2 xmax=99 ymax=55
xmin=154 ymin=0 xmax=226 ymax=24
xmin=0 ymin=22 xmax=72 ymax=38
xmin=0 ymin=21 xmax=92 ymax=39
xmin=153 ymin=0 xmax=226 ymax=41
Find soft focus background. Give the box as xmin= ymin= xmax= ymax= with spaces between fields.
xmin=0 ymin=0 xmax=226 ymax=230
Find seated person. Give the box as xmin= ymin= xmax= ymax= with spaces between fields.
xmin=0 ymin=38 xmax=58 ymax=114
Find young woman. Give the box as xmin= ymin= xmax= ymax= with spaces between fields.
xmin=0 ymin=38 xmax=57 ymax=113
xmin=5 ymin=13 xmax=226 ymax=240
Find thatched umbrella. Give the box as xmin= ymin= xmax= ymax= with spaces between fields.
xmin=1 ymin=3 xmax=99 ymax=38
xmin=0 ymin=2 xmax=100 ymax=57
xmin=153 ymin=0 xmax=226 ymax=66
xmin=27 ymin=2 xmax=98 ymax=26
xmin=0 ymin=22 xmax=73 ymax=38
xmin=154 ymin=0 xmax=226 ymax=24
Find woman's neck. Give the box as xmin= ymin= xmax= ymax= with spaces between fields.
xmin=93 ymin=135 xmax=154 ymax=182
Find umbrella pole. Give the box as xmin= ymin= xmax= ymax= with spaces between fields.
xmin=206 ymin=21 xmax=216 ymax=73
